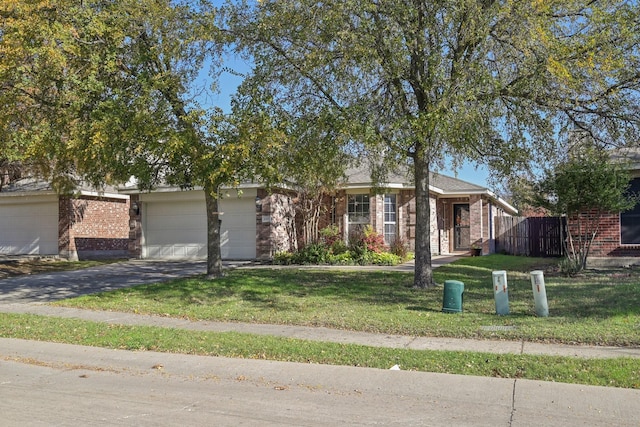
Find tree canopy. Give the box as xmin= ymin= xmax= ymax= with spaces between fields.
xmin=227 ymin=0 xmax=640 ymax=287
xmin=0 ymin=0 xmax=284 ymax=277
xmin=532 ymin=144 xmax=637 ymax=273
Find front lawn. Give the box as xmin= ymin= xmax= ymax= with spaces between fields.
xmin=53 ymin=254 xmax=640 ymax=346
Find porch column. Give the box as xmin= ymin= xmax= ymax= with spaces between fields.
xmin=469 ymin=194 xmax=483 ymax=252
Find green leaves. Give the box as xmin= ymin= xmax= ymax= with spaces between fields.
xmin=534 ymin=146 xmax=636 ymax=217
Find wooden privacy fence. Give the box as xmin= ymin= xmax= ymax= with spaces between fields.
xmin=495 ymin=216 xmax=566 ymax=257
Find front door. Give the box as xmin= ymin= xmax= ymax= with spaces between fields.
xmin=453 ymin=204 xmax=470 ymax=251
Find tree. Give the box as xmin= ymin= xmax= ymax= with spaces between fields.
xmin=282 ymin=112 xmax=352 ymax=248
xmin=227 ymin=0 xmax=640 ymax=288
xmin=532 ymin=145 xmax=636 ymax=274
xmin=1 ymin=0 xmax=282 ymax=278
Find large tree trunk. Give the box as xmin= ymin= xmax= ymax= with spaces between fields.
xmin=204 ymin=183 xmax=223 ymax=279
xmin=413 ymin=152 xmax=435 ymax=289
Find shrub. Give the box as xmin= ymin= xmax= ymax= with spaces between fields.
xmin=362 ymin=225 xmax=387 ymax=253
xmin=330 ymin=239 xmax=349 ymax=255
xmin=389 ymin=237 xmax=409 ymax=260
xmin=319 ymin=225 xmax=341 ymax=248
xmin=366 ymin=251 xmax=402 ymax=265
xmin=275 ymin=225 xmax=404 ymax=266
xmin=273 ymin=251 xmax=295 ymax=265
xmin=348 ymin=225 xmax=387 ymax=253
xmin=326 ymin=251 xmax=355 ymax=265
xmin=295 ymin=243 xmax=329 ymax=264
xmin=558 ymin=256 xmax=582 ymax=277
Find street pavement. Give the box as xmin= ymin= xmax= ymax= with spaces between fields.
xmin=1 ymin=257 xmax=639 ymax=426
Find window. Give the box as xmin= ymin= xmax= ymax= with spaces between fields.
xmin=621 ymin=177 xmax=640 ymax=244
xmin=384 ymin=194 xmax=397 ymax=244
xmin=347 ymin=194 xmax=370 ymax=224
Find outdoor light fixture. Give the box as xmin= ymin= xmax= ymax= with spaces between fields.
xmin=255 ymin=196 xmax=262 ymax=212
xmin=130 ymin=201 xmax=140 ymax=216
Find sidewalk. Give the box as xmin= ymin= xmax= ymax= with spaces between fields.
xmin=2 ymin=302 xmax=639 ymax=360
xmin=1 ymin=304 xmax=640 ymax=426
xmin=1 ymin=256 xmax=638 ymax=360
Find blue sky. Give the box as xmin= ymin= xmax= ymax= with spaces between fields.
xmin=208 ymin=55 xmax=493 ymax=190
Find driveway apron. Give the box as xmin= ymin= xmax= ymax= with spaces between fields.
xmin=0 ymin=260 xmax=206 ymax=304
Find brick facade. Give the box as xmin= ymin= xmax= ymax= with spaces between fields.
xmin=399 ymin=190 xmax=416 ymax=251
xmin=256 ymin=189 xmax=297 ymax=259
xmin=121 ymin=186 xmax=513 ymax=261
xmin=570 ymin=210 xmax=640 ymax=259
xmin=59 ymin=195 xmax=130 ymax=260
xmin=128 ymin=194 xmax=142 ymax=259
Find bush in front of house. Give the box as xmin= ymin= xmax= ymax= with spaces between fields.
xmin=273 ymin=225 xmax=412 ymax=266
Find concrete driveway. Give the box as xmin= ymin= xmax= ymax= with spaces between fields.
xmin=0 ymin=260 xmax=207 ymax=304
xmin=0 ymin=256 xmax=460 ymax=304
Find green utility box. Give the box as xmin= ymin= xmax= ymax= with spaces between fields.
xmin=442 ymin=280 xmax=464 ymax=313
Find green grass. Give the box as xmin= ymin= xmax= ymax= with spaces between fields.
xmin=53 ymin=254 xmax=640 ymax=346
xmin=3 ymin=254 xmax=639 ymax=389
xmin=1 ymin=312 xmax=638 ymax=389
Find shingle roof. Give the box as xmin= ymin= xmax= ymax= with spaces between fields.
xmin=611 ymin=147 xmax=640 ymax=169
xmin=0 ymin=177 xmax=123 ymax=197
xmin=342 ymin=166 xmax=487 ymax=193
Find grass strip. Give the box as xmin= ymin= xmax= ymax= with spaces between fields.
xmin=54 ymin=256 xmax=640 ymax=346
xmin=1 ymin=312 xmax=639 ymax=389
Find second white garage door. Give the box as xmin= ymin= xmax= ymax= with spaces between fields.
xmin=141 ymin=190 xmax=257 ymax=260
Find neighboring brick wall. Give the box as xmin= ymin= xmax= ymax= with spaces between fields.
xmin=571 ymin=210 xmax=640 ymax=257
xmin=59 ymin=195 xmax=130 ymax=260
xmin=436 ymin=198 xmax=449 ymax=254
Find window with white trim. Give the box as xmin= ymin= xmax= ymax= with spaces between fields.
xmin=384 ymin=194 xmax=397 ymax=244
xmin=347 ymin=194 xmax=370 ymax=224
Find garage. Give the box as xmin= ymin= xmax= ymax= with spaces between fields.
xmin=139 ymin=189 xmax=257 ymax=260
xmin=0 ymin=195 xmax=59 ymax=255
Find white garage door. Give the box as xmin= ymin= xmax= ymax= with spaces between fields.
xmin=141 ymin=190 xmax=257 ymax=260
xmin=0 ymin=197 xmax=59 ymax=255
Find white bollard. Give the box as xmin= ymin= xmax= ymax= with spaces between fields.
xmin=492 ymin=270 xmax=509 ymax=315
xmin=530 ymin=270 xmax=549 ymax=317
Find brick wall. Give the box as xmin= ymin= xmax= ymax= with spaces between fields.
xmin=469 ymin=194 xmax=483 ymax=250
xmin=371 ymin=194 xmax=384 ymax=236
xmin=128 ymin=194 xmax=142 ymax=258
xmin=399 ymin=190 xmax=415 ymax=251
xmin=571 ymin=210 xmax=640 ymax=257
xmin=256 ymin=189 xmax=298 ymax=259
xmin=59 ymin=195 xmax=130 ymax=260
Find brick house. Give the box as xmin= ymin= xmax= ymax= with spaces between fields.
xmin=319 ymin=167 xmax=517 ymax=256
xmin=124 ymin=185 xmax=297 ymax=260
xmin=575 ymin=148 xmax=640 ymax=267
xmin=0 ymin=179 xmax=130 ymax=260
xmin=123 ymin=167 xmax=516 ymax=260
